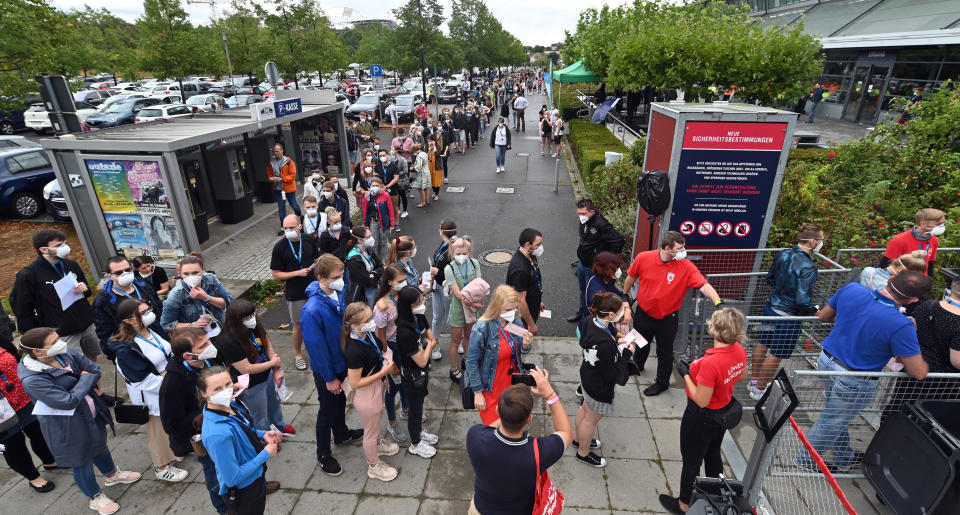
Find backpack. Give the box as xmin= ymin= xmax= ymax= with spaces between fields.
xmin=637 ymin=170 xmax=671 ymax=222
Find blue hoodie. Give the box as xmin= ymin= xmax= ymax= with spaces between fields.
xmin=300 ymin=280 xmax=347 ymax=381
xmin=201 ymin=401 xmax=269 ymax=494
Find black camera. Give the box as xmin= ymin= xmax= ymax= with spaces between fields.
xmin=510 ymin=363 xmax=537 ymax=387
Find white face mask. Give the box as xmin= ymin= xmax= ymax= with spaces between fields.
xmin=392 ymin=280 xmax=407 ymax=291
xmin=141 ymin=311 xmax=157 ymax=327
xmin=322 ymin=191 xmax=334 ymax=199
xmin=331 ymin=222 xmax=342 ymax=231
xmin=380 ymin=156 xmax=388 ymax=163
xmin=45 ymin=339 xmax=68 ymax=357
xmin=578 ymin=215 xmax=589 ymax=224
xmin=311 ymin=173 xmax=321 ymax=182
xmin=360 ymin=319 xmax=377 ymax=333
xmin=500 ymin=309 xmax=517 ymax=321
xmin=306 ymin=207 xmax=318 ymax=216
xmin=116 ymin=271 xmax=135 ymax=287
xmin=209 ymin=388 xmax=234 ymax=406
xmin=611 ymin=308 xmax=624 ymax=323
xmin=412 ymin=304 xmax=427 ymax=315
xmin=284 ymin=229 xmax=299 ymax=240
xmin=409 ymin=248 xmax=417 ymax=258
xmin=364 ymin=166 xmax=372 ymax=173
xmin=532 ymin=245 xmax=544 ymax=257
xmin=242 ymin=317 xmax=257 ymax=329
xmin=454 ymin=254 xmax=468 ymax=264
xmin=333 ymin=182 xmax=340 ymax=190
xmin=811 ymin=240 xmax=824 ymax=253
xmin=183 ymin=275 xmax=202 ymax=289
xmin=195 ymin=344 xmax=218 ymax=360
xmin=374 ymin=144 xmax=380 ymax=151
xmin=370 ymin=186 xmax=381 ymax=195
xmin=328 ymin=277 xmax=345 ymax=291
xmin=365 ymin=156 xmax=373 ymax=162
xmin=615 ymin=268 xmax=623 ymax=279
xmin=674 ymin=250 xmax=687 ymax=261
xmin=364 ymin=237 xmax=375 ymax=248
xmin=931 ymin=224 xmax=946 ymax=236
xmin=55 ymin=244 xmax=71 ymax=259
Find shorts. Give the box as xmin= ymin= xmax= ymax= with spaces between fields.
xmin=391 ymin=119 xmax=398 ymax=128
xmin=348 ymin=150 xmax=358 ymax=163
xmin=458 ymin=130 xmax=466 ymax=140
xmin=582 ymin=389 xmax=614 ymax=416
xmin=758 ymin=303 xmax=803 ymax=360
xmin=553 ymin=135 xmax=562 ymax=145
xmin=60 ymin=323 xmax=100 ymax=357
xmin=287 ymin=298 xmax=307 ymax=325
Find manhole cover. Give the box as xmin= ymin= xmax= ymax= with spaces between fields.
xmin=479 ymin=249 xmax=514 ymax=267
xmin=496 ymin=187 xmax=515 ymax=194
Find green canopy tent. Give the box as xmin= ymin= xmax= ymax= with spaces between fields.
xmin=551 ymin=60 xmax=601 ymax=109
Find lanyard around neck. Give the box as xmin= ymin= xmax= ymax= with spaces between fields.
xmin=494 ymin=321 xmax=522 ymax=371
xmin=137 ymin=330 xmax=170 ymax=359
xmin=49 ymin=260 xmax=66 ymax=278
xmin=115 ymin=284 xmax=142 ymax=299
xmin=287 ymin=237 xmax=303 ymax=264
xmin=352 ymin=331 xmax=382 ymax=361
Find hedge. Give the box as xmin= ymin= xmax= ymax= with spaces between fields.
xmin=567 ymin=119 xmax=629 ymax=179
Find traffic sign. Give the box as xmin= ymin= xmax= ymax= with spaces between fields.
xmin=370 ymin=64 xmax=383 ymax=77
xmin=372 ymin=76 xmax=384 ymax=91
xmin=716 ymin=221 xmax=732 ymax=237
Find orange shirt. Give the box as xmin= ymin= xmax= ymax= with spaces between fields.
xmin=626 ymin=250 xmax=707 ymax=318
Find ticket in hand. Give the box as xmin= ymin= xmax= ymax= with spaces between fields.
xmin=624 ymin=330 xmax=649 ymax=349
xmin=504 ymin=322 xmax=530 ymax=337
xmin=421 ymin=271 xmax=432 ymax=287
xmin=539 ymin=310 xmax=552 ymax=319
xmin=886 ymin=357 xmax=904 ymax=372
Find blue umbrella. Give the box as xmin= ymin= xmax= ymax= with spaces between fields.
xmin=591 ymin=97 xmax=620 ymax=123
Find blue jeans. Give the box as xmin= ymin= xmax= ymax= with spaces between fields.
xmin=384 ymin=341 xmax=409 ymax=422
xmin=239 ymin=369 xmax=285 ymax=431
xmin=494 ymin=145 xmax=507 ymax=167
xmin=199 ymin=454 xmax=229 ymax=513
xmin=796 ymin=352 xmax=879 ymax=469
xmin=576 ymin=261 xmax=591 ymax=313
xmin=72 ymin=446 xmax=116 ymax=498
xmin=275 ymin=189 xmax=301 ymax=222
xmin=364 ymin=287 xmax=377 ymax=307
xmin=807 ymin=101 xmax=819 ymax=123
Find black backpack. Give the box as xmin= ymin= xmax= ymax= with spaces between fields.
xmin=637 ymin=170 xmax=671 ymax=222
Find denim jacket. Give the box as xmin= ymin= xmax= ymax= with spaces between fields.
xmin=765 ymin=245 xmax=818 ymax=316
xmin=465 ymin=318 xmax=526 ymax=393
xmin=160 ymin=272 xmax=233 ymax=331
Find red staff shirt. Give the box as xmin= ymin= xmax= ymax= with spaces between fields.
xmin=627 ymin=250 xmax=707 ymax=319
xmin=884 ymin=230 xmax=937 ymax=276
xmin=687 ymin=343 xmax=748 ymax=409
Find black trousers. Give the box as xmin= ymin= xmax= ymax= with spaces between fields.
xmin=679 ymin=397 xmax=726 ymax=503
xmin=633 ymin=308 xmax=679 ymax=386
xmin=401 ymin=375 xmax=428 ymax=445
xmin=313 ymin=371 xmax=349 ymax=458
xmin=1 ymin=420 xmax=55 ymax=481
xmin=222 ymin=475 xmax=266 ymax=515
xmin=441 ymin=155 xmax=449 ymax=178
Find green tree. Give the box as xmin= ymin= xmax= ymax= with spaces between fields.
xmin=256 ymin=0 xmax=345 ymax=85
xmin=219 ymin=0 xmax=265 ymax=78
xmin=0 ymin=0 xmax=64 ymax=103
xmin=138 ymin=0 xmax=201 ymax=91
xmin=392 ymin=0 xmax=459 ymax=94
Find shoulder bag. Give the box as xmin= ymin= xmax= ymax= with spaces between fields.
xmin=113 ymin=366 xmax=149 ymax=425
xmin=532 ymin=437 xmax=565 ymax=515
xmin=460 ymin=323 xmax=486 ymax=409
xmin=0 ymin=390 xmax=20 ymax=434
xmin=704 ymin=396 xmax=743 ymax=430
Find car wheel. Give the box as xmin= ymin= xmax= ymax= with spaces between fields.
xmin=0 ymin=121 xmax=14 ymax=135
xmin=13 ymin=192 xmax=42 ymax=218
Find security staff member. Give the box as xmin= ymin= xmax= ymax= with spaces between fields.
xmin=568 ymin=199 xmax=625 ymax=323
xmin=621 ymin=231 xmax=723 ymax=397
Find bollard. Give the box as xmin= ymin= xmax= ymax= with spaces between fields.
xmin=553 ymin=156 xmax=560 ymax=192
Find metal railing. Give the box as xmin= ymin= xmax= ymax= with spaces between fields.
xmin=835 ymin=247 xmax=960 ymax=296
xmin=574 ymin=88 xmax=644 ymax=148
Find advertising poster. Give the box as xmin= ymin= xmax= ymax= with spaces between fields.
xmin=87 ymin=160 xmax=136 ymax=212
xmin=125 ymin=161 xmax=170 ymax=214
xmin=668 ymin=121 xmax=787 ymax=248
xmin=104 ymin=213 xmax=149 ymax=251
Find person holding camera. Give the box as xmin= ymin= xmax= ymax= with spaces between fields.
xmin=395 ymin=285 xmax=440 ymax=458
xmin=465 ymin=285 xmax=533 ymax=425
xmin=199 ymin=366 xmax=280 ymax=515
xmin=575 ymin=292 xmax=636 ymax=468
xmin=659 ymin=308 xmax=748 ymax=515
xmin=466 ymin=368 xmax=573 ymax=514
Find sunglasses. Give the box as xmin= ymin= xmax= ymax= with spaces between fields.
xmin=111 ymin=267 xmax=135 ymax=274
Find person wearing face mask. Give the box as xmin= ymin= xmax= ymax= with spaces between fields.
xmin=319 ymin=208 xmax=351 ymax=262
xmin=108 ymin=299 xmax=188 ymax=483
xmin=570 ymin=198 xmax=625 ymax=323
xmin=489 ymin=117 xmax=512 ymax=173
xmin=198 ymin=365 xmax=281 ymax=515
xmin=428 ymin=137 xmax=444 ymax=200
xmin=859 ymin=249 xmax=928 ymax=290
xmin=748 ymin=223 xmax=824 ymax=401
xmin=880 ymin=207 xmax=945 ymax=277
xmin=133 ymin=255 xmax=170 ymax=297
xmin=385 ymin=98 xmax=400 ymax=139
xmin=445 ymin=237 xmax=484 ymax=382
xmin=621 ymin=231 xmax=723 ymax=397
xmin=575 ymin=293 xmax=637 ymax=468
xmin=453 ymin=106 xmax=467 ymax=154
xmin=429 ymin=219 xmax=457 ymax=361
xmin=93 ymin=255 xmax=165 ymax=360
xmin=465 ymin=285 xmax=534 ymax=425
xmin=345 ymin=226 xmax=384 ymax=306
xmin=11 ymin=229 xmax=98 ymax=362
xmin=160 ymin=255 xmax=232 ymax=334
xmin=317 ymin=181 xmax=351 ymax=228
xmin=18 ymin=327 xmax=142 ymax=515
xmin=267 ymin=143 xmax=301 ymax=232
xmin=345 ymin=119 xmax=359 ymax=173
xmin=271 ymin=215 xmax=321 ymax=371
xmin=301 ymin=196 xmax=326 ymax=239
xmin=385 ymin=144 xmax=409 ymax=222
xmin=410 ymin=142 xmax=432 ymax=208
xmin=506 ymin=228 xmax=546 ymax=339
xmin=352 ymin=149 xmax=377 ymax=206
xmin=395 ymin=285 xmax=440 ymax=458
xmin=362 ymin=176 xmax=395 ymax=261
xmin=465 ymin=104 xmax=480 ymax=148
xmin=576 ymin=251 xmax=631 ymax=325
xmin=301 ymin=255 xmax=364 ymax=476
xmin=303 ymin=173 xmax=323 ymax=203
xmin=342 ymin=303 xmax=401 ymax=481
xmin=373 ymin=265 xmax=414 ymax=442
xmin=438 ymin=118 xmax=453 ymax=184
xmin=355 ymin=113 xmax=376 ymax=154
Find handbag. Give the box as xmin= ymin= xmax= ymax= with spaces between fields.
xmin=0 ymin=391 xmax=20 ymax=434
xmin=460 ymin=358 xmax=475 ymax=409
xmin=532 ymin=438 xmax=564 ymax=515
xmin=113 ymin=367 xmax=149 ymax=425
xmin=342 ymin=378 xmax=356 ymax=404
xmin=704 ymin=396 xmax=743 ymax=430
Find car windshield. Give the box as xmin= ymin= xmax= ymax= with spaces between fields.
xmin=138 ymin=109 xmax=162 ymax=117
xmin=186 ymin=96 xmax=208 ymax=105
xmin=104 ymin=101 xmax=136 ymax=113
xmin=396 ymin=96 xmax=416 ymax=107
xmin=356 ymin=95 xmax=379 ymax=105
xmin=26 ymin=104 xmax=46 ymax=112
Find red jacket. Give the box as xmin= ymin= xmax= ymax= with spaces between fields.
xmin=0 ymin=349 xmax=31 ymax=411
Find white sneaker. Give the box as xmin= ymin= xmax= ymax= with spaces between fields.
xmin=155 ymin=464 xmax=188 ymax=482
xmin=367 ymin=460 xmax=399 ymax=481
xmin=408 ymin=441 xmax=437 ymax=458
xmin=419 ymin=431 xmax=439 ymax=445
xmin=747 ymin=383 xmax=766 ymax=401
xmin=444 ymin=178 xmax=448 ymax=184
xmin=400 ymin=211 xmax=409 ymax=218
xmin=386 ymin=423 xmax=407 ymax=444
xmin=431 ymin=348 xmax=442 ymax=360
xmin=457 ymin=344 xmax=464 ymax=354
xmin=89 ymin=493 xmax=119 ymax=515
xmin=103 ymin=470 xmax=141 ymax=486
xmin=377 ymin=439 xmax=400 ymax=456
xmin=496 ymin=167 xmax=502 ymax=173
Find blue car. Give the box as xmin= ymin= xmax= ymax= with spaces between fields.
xmin=0 ymin=96 xmax=42 ymax=135
xmin=0 ymin=147 xmax=55 ymax=218
xmin=85 ymin=98 xmax=161 ymax=129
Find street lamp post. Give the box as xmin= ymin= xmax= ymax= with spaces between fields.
xmin=222 ymin=30 xmax=234 ymax=79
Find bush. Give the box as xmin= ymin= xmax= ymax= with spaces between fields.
xmin=567 ymin=119 xmax=629 ymax=177
xmin=246 ymin=279 xmax=284 ymax=306
xmin=630 ymin=135 xmax=647 ymax=167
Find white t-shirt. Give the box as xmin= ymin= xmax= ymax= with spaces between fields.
xmin=495 ymin=126 xmax=508 ymax=146
xmin=385 ymin=104 xmax=398 ymax=123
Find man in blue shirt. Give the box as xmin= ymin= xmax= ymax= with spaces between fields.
xmin=796 ymin=271 xmax=930 ymax=472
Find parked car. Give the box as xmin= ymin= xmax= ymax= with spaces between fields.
xmin=43 ymin=178 xmax=70 ymax=221
xmin=0 ymin=97 xmax=42 ymax=135
xmin=226 ymin=94 xmax=264 ymax=108
xmin=24 ymin=101 xmax=99 ymax=134
xmin=436 ymin=85 xmax=459 ymax=104
xmin=207 ymin=84 xmax=238 ymax=98
xmin=149 ymin=94 xmax=183 ymax=104
xmin=135 ymin=103 xmax=193 ymax=123
xmin=346 ymin=92 xmax=387 ymax=120
xmin=85 ymin=98 xmax=161 ymax=128
xmin=0 ymin=135 xmax=42 ymax=150
xmin=74 ymin=90 xmax=112 ymax=106
xmin=394 ymin=94 xmax=424 ymax=122
xmin=185 ymin=94 xmax=224 ymax=112
xmin=0 ymin=148 xmax=55 ymax=218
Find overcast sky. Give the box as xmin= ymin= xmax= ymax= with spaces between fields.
xmin=49 ymin=0 xmax=637 ymax=46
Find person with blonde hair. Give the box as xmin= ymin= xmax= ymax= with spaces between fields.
xmin=445 ymin=237 xmax=484 ymax=382
xmin=881 ymin=207 xmax=946 ymax=276
xmin=411 ymin=142 xmax=431 ymax=208
xmin=660 ymin=308 xmax=748 ymax=514
xmin=859 ymin=249 xmax=928 ymax=290
xmin=465 ymin=285 xmax=533 ymax=425
xmin=386 ymin=235 xmax=425 ymax=291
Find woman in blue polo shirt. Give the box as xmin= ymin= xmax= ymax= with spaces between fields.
xmin=199 ymin=366 xmax=280 ymax=515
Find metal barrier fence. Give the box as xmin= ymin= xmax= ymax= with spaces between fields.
xmin=834 ymin=247 xmax=960 ymax=297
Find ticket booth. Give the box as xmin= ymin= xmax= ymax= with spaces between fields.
xmin=40 ymin=101 xmax=347 ymax=281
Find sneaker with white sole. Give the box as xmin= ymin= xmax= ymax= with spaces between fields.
xmin=103 ymin=470 xmax=141 ymax=487
xmin=457 ymin=344 xmax=464 ymax=354
xmin=376 ymin=439 xmax=400 ymax=456
xmin=444 ymin=178 xmax=448 ymax=183
xmin=419 ymin=431 xmax=439 ymax=445
xmin=154 ymin=464 xmax=188 ymax=482
xmin=576 ymin=452 xmax=607 ymax=468
xmin=431 ymin=348 xmax=442 ymax=360
xmin=386 ymin=422 xmax=408 ymax=442
xmin=496 ymin=167 xmax=502 ymax=173
xmin=367 ymin=460 xmax=399 ymax=481
xmin=408 ymin=441 xmax=437 ymax=458
xmin=89 ymin=493 xmax=119 ymax=515
xmin=575 ymin=385 xmax=584 ymax=397
xmin=400 ymin=211 xmax=409 ymax=218
xmin=747 ymin=383 xmax=766 ymax=401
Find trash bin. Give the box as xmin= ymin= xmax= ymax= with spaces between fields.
xmin=604 ymin=151 xmax=622 ymax=166
xmin=865 ymin=399 xmax=960 ymax=514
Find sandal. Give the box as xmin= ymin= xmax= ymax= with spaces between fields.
xmin=449 ymin=368 xmax=462 ymax=384
xmin=416 ymin=203 xmax=427 ymax=208
xmin=432 ymin=195 xmax=439 ymax=201
xmin=295 ymin=358 xmax=308 ymax=371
